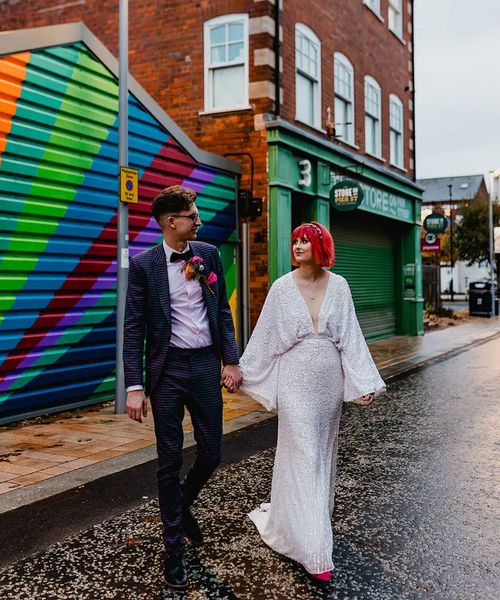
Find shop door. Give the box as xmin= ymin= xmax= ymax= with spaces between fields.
xmin=331 ymin=211 xmax=397 ymax=340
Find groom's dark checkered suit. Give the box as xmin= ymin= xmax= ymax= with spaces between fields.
xmin=124 ymin=240 xmax=239 ymax=550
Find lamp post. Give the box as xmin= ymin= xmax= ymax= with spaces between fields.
xmin=447 ymin=183 xmax=454 ymax=302
xmin=489 ymin=170 xmax=498 ymax=315
xmin=115 ymin=0 xmax=129 ymax=413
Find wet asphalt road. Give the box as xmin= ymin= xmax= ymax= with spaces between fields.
xmin=0 ymin=336 xmax=499 ymax=600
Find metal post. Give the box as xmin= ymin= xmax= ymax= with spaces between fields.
xmin=115 ymin=0 xmax=129 ymax=413
xmin=241 ymin=222 xmax=250 ymax=347
xmin=489 ymin=171 xmax=496 ymax=316
xmin=447 ymin=184 xmax=454 ymax=302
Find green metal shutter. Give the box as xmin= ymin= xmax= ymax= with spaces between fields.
xmin=331 ymin=212 xmax=396 ymax=341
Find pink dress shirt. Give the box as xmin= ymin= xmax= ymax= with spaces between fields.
xmin=126 ymin=241 xmax=212 ymax=393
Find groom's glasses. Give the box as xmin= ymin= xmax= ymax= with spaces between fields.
xmin=171 ymin=212 xmax=201 ymax=223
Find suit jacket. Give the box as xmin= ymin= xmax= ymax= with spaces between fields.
xmin=123 ymin=240 xmax=239 ymax=396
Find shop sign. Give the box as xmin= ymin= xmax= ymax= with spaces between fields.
xmin=423 ymin=212 xmax=448 ymax=234
xmin=120 ymin=166 xmax=139 ymax=203
xmin=330 ymin=172 xmax=414 ymax=223
xmin=421 ymin=232 xmax=441 ymax=253
xmin=362 ymin=183 xmax=413 ymax=222
xmin=330 ymin=180 xmax=364 ymax=211
xmin=403 ymin=263 xmax=416 ymax=298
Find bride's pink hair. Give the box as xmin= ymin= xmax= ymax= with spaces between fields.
xmin=291 ymin=221 xmax=335 ymax=268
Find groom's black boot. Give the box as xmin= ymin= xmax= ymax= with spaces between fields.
xmin=164 ymin=549 xmax=188 ymax=589
xmin=180 ymin=457 xmax=219 ymax=547
xmin=181 ymin=498 xmax=204 ymax=547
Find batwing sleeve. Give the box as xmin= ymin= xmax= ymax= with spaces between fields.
xmin=336 ymin=278 xmax=386 ymax=403
xmin=239 ymin=283 xmax=282 ymax=412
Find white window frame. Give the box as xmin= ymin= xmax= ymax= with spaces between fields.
xmin=203 ymin=14 xmax=249 ymax=113
xmin=388 ymin=0 xmax=403 ymax=39
xmin=364 ymin=75 xmax=382 ymax=158
xmin=389 ymin=93 xmax=404 ymax=168
xmin=364 ymin=0 xmax=382 ymax=18
xmin=334 ymin=52 xmax=355 ymax=145
xmin=295 ymin=23 xmax=322 ymax=130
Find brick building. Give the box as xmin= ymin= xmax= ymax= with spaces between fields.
xmin=1 ymin=0 xmax=424 ymax=341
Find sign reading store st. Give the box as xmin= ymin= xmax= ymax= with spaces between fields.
xmin=329 ymin=175 xmax=413 ymax=222
xmin=330 ymin=180 xmax=364 ymax=212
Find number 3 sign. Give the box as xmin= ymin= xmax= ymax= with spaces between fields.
xmin=298 ymin=159 xmax=312 ymax=187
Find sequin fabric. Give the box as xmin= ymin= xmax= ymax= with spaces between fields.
xmin=240 ymin=271 xmax=385 ymax=574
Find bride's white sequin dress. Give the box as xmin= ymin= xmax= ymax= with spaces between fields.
xmin=240 ymin=271 xmax=385 ymax=574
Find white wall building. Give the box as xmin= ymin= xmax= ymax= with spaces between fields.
xmin=440 ymin=261 xmax=489 ymax=296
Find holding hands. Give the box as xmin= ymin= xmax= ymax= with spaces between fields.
xmin=221 ymin=364 xmax=243 ymax=393
xmin=125 ymin=363 xmax=244 ymax=425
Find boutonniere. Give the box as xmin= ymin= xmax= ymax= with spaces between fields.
xmin=182 ymin=255 xmax=217 ymax=294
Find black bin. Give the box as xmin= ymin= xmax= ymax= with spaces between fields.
xmin=469 ymin=281 xmax=499 ymax=317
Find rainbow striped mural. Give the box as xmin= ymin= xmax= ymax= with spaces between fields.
xmin=0 ymin=41 xmax=238 ymax=423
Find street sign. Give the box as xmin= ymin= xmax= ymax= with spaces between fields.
xmin=120 ymin=167 xmax=139 ymax=203
xmin=423 ymin=212 xmax=448 ymax=234
xmin=330 ymin=180 xmax=364 ymax=211
xmin=421 ymin=233 xmax=441 ymax=253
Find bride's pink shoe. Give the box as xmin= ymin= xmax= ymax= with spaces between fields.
xmin=310 ymin=571 xmax=333 ymax=582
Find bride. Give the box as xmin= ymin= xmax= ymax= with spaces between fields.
xmin=235 ymin=221 xmax=385 ymax=583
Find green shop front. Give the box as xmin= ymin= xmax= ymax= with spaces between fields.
xmin=267 ymin=123 xmax=423 ymax=340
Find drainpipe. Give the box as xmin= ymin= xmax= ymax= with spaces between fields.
xmin=224 ymin=153 xmax=256 ymax=348
xmin=410 ymin=0 xmax=416 ymax=180
xmin=274 ymin=0 xmax=281 ymax=116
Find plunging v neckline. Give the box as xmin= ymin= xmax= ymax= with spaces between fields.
xmin=290 ymin=271 xmax=331 ymax=334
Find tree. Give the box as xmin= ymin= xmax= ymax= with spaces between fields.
xmin=454 ymin=199 xmax=500 ymax=266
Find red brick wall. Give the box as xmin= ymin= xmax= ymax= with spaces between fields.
xmin=1 ymin=0 xmax=415 ymax=325
xmin=280 ymin=0 xmax=414 ymax=175
xmin=1 ymin=0 xmax=119 ymax=54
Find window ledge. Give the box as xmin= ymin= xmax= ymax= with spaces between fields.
xmin=365 ymin=151 xmax=386 ymax=163
xmin=294 ymin=117 xmax=325 ymax=134
xmin=390 ymin=162 xmax=407 ymax=173
xmin=338 ymin=139 xmax=360 ymax=150
xmin=363 ymin=2 xmax=385 ymax=22
xmin=199 ymin=105 xmax=253 ymax=116
xmin=389 ymin=28 xmax=407 ymax=45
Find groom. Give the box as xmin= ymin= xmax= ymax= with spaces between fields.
xmin=124 ymin=185 xmax=242 ymax=589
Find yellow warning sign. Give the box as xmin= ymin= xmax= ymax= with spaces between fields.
xmin=120 ymin=167 xmax=139 ymax=203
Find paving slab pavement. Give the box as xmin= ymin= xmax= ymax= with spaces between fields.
xmin=1 ymin=317 xmax=499 ymax=511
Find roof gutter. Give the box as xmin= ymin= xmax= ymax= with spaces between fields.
xmin=274 ymin=0 xmax=281 ymax=116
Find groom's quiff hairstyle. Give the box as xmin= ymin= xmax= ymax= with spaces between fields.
xmin=291 ymin=221 xmax=335 ymax=268
xmin=152 ymin=185 xmax=197 ymax=228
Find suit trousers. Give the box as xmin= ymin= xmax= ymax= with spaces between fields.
xmin=150 ymin=345 xmax=223 ymax=551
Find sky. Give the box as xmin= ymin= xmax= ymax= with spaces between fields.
xmin=414 ymin=0 xmax=500 ymax=181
